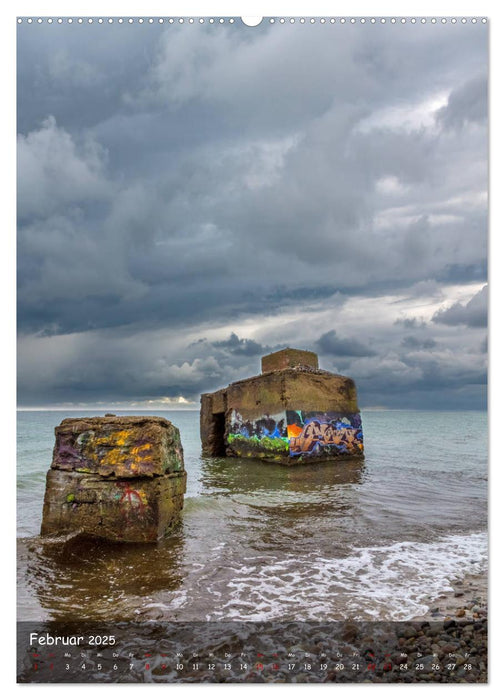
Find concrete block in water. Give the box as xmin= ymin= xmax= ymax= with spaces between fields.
xmin=201 ymin=349 xmax=363 ymax=465
xmin=41 ymin=469 xmax=186 ymax=543
xmin=41 ymin=415 xmax=186 ymax=542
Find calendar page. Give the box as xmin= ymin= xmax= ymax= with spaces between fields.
xmin=16 ymin=9 xmax=488 ymax=684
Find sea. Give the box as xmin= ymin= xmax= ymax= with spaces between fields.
xmin=17 ymin=409 xmax=488 ymax=623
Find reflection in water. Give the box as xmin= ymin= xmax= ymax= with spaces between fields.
xmin=19 ymin=533 xmax=189 ymax=623
xmin=198 ymin=456 xmax=365 ymax=560
xmin=19 ymin=457 xmax=366 ymax=623
xmin=199 ymin=455 xmax=365 ymax=494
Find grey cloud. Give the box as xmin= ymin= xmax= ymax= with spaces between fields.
xmin=17 ymin=22 xmax=157 ymax=134
xmin=317 ymin=330 xmax=376 ymax=358
xmin=213 ymin=333 xmax=270 ymax=357
xmin=17 ymin=116 xmax=111 ymax=220
xmin=433 ymin=285 xmax=488 ymax=328
xmin=16 ymin=21 xmax=488 ymax=408
xmin=436 ymin=262 xmax=487 ymax=284
xmin=346 ymin=350 xmax=487 ymax=410
xmin=394 ymin=318 xmax=427 ymax=329
xmin=437 ymin=75 xmax=488 ymax=129
xmin=17 ymin=26 xmax=488 ymax=336
xmin=401 ymin=336 xmax=437 ymax=350
xmin=17 ymin=328 xmax=272 ymax=406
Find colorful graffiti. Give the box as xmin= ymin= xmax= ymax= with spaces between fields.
xmin=227 ymin=410 xmax=289 ymax=457
xmin=286 ymin=411 xmax=363 ymax=457
xmin=227 ymin=409 xmax=363 ymax=460
xmin=56 ymin=428 xmax=155 ymax=476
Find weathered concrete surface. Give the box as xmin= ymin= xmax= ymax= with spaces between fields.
xmin=41 ymin=469 xmax=186 ymax=543
xmin=51 ymin=415 xmax=183 ymax=478
xmin=200 ymin=349 xmax=363 ymax=465
xmin=200 ymin=393 xmax=227 ymax=457
xmin=282 ymin=369 xmax=358 ymax=414
xmin=41 ymin=415 xmax=187 ymax=542
xmin=226 ymin=372 xmax=285 ymax=422
xmin=261 ymin=348 xmax=319 ymax=373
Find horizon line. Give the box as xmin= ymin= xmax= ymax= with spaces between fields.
xmin=16 ymin=406 xmax=488 ymax=412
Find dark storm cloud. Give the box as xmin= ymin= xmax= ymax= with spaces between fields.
xmin=16 ymin=22 xmax=158 ymax=134
xmin=16 ymin=20 xmax=488 ymax=407
xmin=316 ymin=330 xmax=376 ymax=358
xmin=213 ymin=333 xmax=270 ymax=356
xmin=17 ymin=330 xmax=275 ymax=406
xmin=339 ymin=343 xmax=487 ymax=411
xmin=401 ymin=336 xmax=437 ymax=350
xmin=432 ymin=285 xmax=488 ymax=328
xmin=435 ymin=261 xmax=487 ymax=284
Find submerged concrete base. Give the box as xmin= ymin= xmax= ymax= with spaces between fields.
xmin=41 ymin=469 xmax=186 ymax=543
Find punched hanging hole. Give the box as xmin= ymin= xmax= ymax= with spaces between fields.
xmin=241 ymin=17 xmax=263 ymax=26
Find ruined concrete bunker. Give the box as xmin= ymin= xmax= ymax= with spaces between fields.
xmin=200 ymin=348 xmax=363 ymax=464
xmin=41 ymin=415 xmax=187 ymax=543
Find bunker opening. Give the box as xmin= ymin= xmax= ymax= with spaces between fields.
xmin=211 ymin=412 xmax=226 ymax=457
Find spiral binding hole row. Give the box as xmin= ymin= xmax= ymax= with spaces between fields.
xmin=17 ymin=17 xmax=487 ymax=25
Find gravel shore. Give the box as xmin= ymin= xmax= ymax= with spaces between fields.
xmin=19 ymin=614 xmax=488 ymax=683
xmin=18 ymin=573 xmax=488 ymax=684
xmin=414 ymin=571 xmax=487 ymax=622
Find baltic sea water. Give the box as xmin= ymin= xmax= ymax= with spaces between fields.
xmin=17 ymin=409 xmax=487 ymax=622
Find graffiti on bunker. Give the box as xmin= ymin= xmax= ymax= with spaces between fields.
xmin=227 ymin=409 xmax=363 ymax=459
xmin=286 ymin=411 xmax=363 ymax=457
xmin=227 ymin=410 xmax=289 ymax=457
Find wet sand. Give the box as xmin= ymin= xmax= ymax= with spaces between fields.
xmin=413 ymin=571 xmax=488 ymax=621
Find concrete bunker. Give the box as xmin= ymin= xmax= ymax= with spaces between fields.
xmin=201 ymin=348 xmax=363 ymax=465
xmin=40 ymin=415 xmax=187 ymax=543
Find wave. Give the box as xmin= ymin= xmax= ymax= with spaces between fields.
xmin=197 ymin=532 xmax=488 ymax=622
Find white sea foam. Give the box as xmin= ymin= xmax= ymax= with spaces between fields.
xmin=200 ymin=532 xmax=488 ymax=621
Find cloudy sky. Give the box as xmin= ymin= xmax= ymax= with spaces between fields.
xmin=17 ymin=18 xmax=488 ymax=409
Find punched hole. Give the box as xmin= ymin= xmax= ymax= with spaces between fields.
xmin=241 ymin=17 xmax=263 ymax=26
